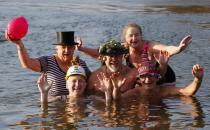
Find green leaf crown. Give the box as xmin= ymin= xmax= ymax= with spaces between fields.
xmin=98 ymin=40 xmax=128 ymax=55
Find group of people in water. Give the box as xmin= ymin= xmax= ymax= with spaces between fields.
xmin=6 ymin=22 xmax=204 ymax=107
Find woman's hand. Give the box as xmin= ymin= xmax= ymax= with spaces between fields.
xmin=178 ymin=35 xmax=192 ymax=52
xmin=155 ymin=50 xmax=169 ymax=66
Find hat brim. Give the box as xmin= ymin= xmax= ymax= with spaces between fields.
xmin=53 ymin=42 xmax=78 ymax=46
xmin=65 ymin=73 xmax=87 ymax=80
xmin=70 ymin=73 xmax=86 ymax=78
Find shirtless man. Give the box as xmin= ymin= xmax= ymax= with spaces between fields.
xmin=121 ymin=61 xmax=203 ymax=98
xmin=88 ymin=40 xmax=138 ymax=95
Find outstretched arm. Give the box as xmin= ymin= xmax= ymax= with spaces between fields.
xmin=151 ymin=35 xmax=192 ymax=57
xmin=76 ymin=36 xmax=100 ymax=58
xmin=162 ymin=64 xmax=203 ymax=96
xmin=6 ymin=33 xmax=41 ymax=72
xmin=179 ymin=64 xmax=203 ymax=96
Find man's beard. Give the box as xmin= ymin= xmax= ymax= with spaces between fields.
xmin=107 ymin=65 xmax=120 ymax=72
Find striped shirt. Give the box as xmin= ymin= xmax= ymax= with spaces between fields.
xmin=38 ymin=55 xmax=90 ymax=96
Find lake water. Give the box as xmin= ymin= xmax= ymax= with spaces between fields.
xmin=0 ymin=0 xmax=210 ymax=129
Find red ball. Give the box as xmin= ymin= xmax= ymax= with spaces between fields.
xmin=6 ymin=16 xmax=28 ymax=40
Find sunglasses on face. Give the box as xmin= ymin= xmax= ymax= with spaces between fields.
xmin=139 ymin=73 xmax=161 ymax=78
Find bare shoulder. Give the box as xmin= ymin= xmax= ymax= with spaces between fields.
xmin=91 ymin=66 xmax=105 ymax=74
xmin=88 ymin=66 xmax=105 ymax=88
xmin=126 ymin=66 xmax=138 ymax=76
xmin=145 ymin=40 xmax=157 ymax=53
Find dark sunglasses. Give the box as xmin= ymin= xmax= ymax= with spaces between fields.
xmin=139 ymin=73 xmax=161 ymax=78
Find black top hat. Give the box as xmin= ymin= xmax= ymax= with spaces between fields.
xmin=54 ymin=31 xmax=78 ymax=45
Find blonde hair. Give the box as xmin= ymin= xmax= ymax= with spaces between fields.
xmin=121 ymin=23 xmax=142 ymax=43
xmin=71 ymin=56 xmax=80 ymax=66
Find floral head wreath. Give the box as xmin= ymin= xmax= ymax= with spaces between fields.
xmin=98 ymin=40 xmax=128 ymax=56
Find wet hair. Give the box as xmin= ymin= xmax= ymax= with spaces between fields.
xmin=121 ymin=23 xmax=143 ymax=43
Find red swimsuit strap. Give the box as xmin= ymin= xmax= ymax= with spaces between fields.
xmin=142 ymin=41 xmax=149 ymax=52
xmin=141 ymin=41 xmax=156 ymax=64
xmin=139 ymin=41 xmax=149 ymax=64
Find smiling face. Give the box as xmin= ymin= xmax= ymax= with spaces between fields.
xmin=122 ymin=23 xmax=143 ymax=48
xmin=125 ymin=27 xmax=142 ymax=48
xmin=104 ymin=55 xmax=123 ymax=73
xmin=67 ymin=75 xmax=87 ymax=98
xmin=139 ymin=74 xmax=158 ymax=90
xmin=56 ymin=45 xmax=75 ymax=62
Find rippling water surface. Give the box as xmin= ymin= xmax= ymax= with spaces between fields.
xmin=0 ymin=0 xmax=210 ymax=129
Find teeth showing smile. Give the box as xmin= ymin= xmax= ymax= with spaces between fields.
xmin=130 ymin=42 xmax=138 ymax=47
xmin=64 ymin=53 xmax=72 ymax=55
xmin=110 ymin=62 xmax=118 ymax=65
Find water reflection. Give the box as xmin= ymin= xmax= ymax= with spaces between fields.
xmin=147 ymin=5 xmax=210 ymax=14
xmin=164 ymin=96 xmax=205 ymax=129
xmin=10 ymin=95 xmax=205 ymax=129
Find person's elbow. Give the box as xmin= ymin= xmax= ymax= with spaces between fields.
xmin=21 ymin=59 xmax=41 ymax=72
xmin=179 ymin=89 xmax=196 ymax=96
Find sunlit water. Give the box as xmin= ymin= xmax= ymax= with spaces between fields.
xmin=0 ymin=0 xmax=210 ymax=129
